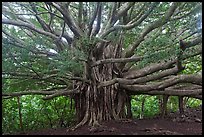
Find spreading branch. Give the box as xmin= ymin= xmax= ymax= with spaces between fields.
xmin=51 ymin=2 xmax=84 ymax=38
xmin=98 ymin=66 xmax=179 ymax=88
xmin=2 ymin=19 xmax=59 ymax=39
xmin=121 ymin=74 xmax=202 ymax=92
xmin=124 ymin=60 xmax=175 ymax=79
xmin=2 ymin=88 xmax=79 ymax=100
xmin=124 ymin=2 xmax=179 ymax=58
xmin=100 ymin=2 xmax=158 ymax=38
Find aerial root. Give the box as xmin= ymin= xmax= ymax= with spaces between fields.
xmin=70 ymin=115 xmax=89 ymax=131
xmin=88 ymin=121 xmax=104 ymax=132
xmin=92 ymin=120 xmax=101 ymax=127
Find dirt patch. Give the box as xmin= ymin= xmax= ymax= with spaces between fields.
xmin=12 ymin=106 xmax=202 ymax=135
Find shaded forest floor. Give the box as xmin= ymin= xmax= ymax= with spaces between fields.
xmin=14 ymin=106 xmax=202 ymax=135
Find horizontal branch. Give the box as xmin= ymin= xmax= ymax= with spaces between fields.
xmin=98 ymin=66 xmax=179 ymax=88
xmin=3 ymin=31 xmax=57 ymax=57
xmin=42 ymin=89 xmax=79 ymax=100
xmin=2 ymin=19 xmax=58 ymax=39
xmin=163 ymin=89 xmax=202 ymax=96
xmin=67 ymin=77 xmax=91 ymax=84
xmin=97 ymin=47 xmax=202 ymax=88
xmin=184 ymin=37 xmax=202 ymax=49
xmin=121 ymin=74 xmax=202 ymax=92
xmin=130 ymin=89 xmax=202 ymax=100
xmin=129 ymin=66 xmax=179 ymax=83
xmin=126 ymin=82 xmax=202 ymax=99
xmin=124 ymin=46 xmax=202 ymax=79
xmin=91 ymin=56 xmax=142 ymax=67
xmin=2 ymin=71 xmax=38 ymax=78
xmin=92 ymin=40 xmax=199 ymax=68
xmin=2 ymin=88 xmax=79 ymax=100
xmin=140 ymin=89 xmax=201 ymax=96
xmin=3 ymin=71 xmax=90 ymax=87
xmin=2 ymin=90 xmax=57 ymax=97
xmin=124 ymin=60 xmax=175 ymax=79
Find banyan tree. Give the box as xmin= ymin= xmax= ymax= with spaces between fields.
xmin=2 ymin=2 xmax=202 ymax=129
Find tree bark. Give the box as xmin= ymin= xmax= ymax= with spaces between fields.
xmin=161 ymin=95 xmax=169 ymax=118
xmin=17 ymin=97 xmax=23 ymax=131
xmin=178 ymin=96 xmax=184 ymax=115
xmin=126 ymin=95 xmax=133 ymax=119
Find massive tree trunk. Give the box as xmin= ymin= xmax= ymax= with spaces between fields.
xmin=73 ymin=41 xmax=131 ymax=128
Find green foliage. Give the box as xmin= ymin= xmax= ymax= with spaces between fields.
xmin=137 ymin=44 xmax=178 ymax=69
xmin=2 ymin=66 xmax=56 ymax=93
xmin=186 ymin=98 xmax=202 ymax=108
xmin=131 ymin=95 xmax=160 ymax=118
xmin=48 ymin=48 xmax=85 ymax=76
xmin=131 ymin=95 xmax=202 ymax=119
xmin=123 ymin=30 xmax=140 ymax=49
xmin=2 ymin=96 xmax=76 ymax=134
xmin=167 ymin=96 xmax=202 ymax=112
xmin=2 ymin=98 xmax=20 ymax=133
xmin=167 ymin=96 xmax=180 ymax=112
xmin=182 ymin=55 xmax=202 ymax=74
xmin=75 ymin=36 xmax=98 ymax=55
